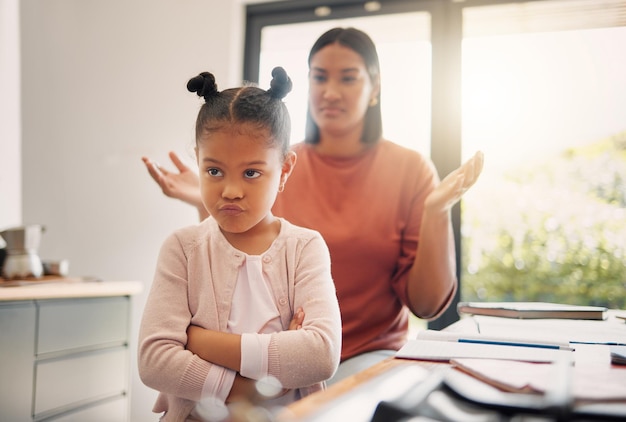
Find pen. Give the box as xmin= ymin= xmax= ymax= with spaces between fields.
xmin=570 ymin=341 xmax=626 ymax=346
xmin=458 ymin=338 xmax=574 ymax=351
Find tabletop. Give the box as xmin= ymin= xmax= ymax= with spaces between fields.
xmin=278 ymin=312 xmax=626 ymax=422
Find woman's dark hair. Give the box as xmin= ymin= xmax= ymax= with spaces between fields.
xmin=305 ymin=27 xmax=382 ymax=145
xmin=188 ymin=67 xmax=293 ymax=157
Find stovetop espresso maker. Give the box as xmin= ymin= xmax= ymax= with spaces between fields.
xmin=0 ymin=224 xmax=45 ymax=279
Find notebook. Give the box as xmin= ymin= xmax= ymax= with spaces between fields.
xmin=457 ymin=301 xmax=607 ymax=320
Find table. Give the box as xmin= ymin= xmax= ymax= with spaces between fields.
xmin=279 ymin=312 xmax=626 ymax=422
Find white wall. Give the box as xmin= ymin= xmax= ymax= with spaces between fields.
xmin=0 ymin=0 xmax=21 ymax=233
xmin=19 ymin=1 xmax=245 ymax=420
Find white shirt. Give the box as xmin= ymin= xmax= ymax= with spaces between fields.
xmin=193 ymin=254 xmax=295 ymax=421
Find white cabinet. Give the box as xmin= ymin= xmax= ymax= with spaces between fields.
xmin=0 ymin=295 xmax=133 ymax=421
xmin=0 ymin=301 xmax=36 ymax=422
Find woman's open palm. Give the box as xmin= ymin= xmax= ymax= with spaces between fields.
xmin=425 ymin=151 xmax=484 ymax=213
xmin=141 ymin=151 xmax=202 ymax=208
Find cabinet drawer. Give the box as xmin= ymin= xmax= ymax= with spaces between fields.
xmin=0 ymin=302 xmax=36 ymax=422
xmin=34 ymin=347 xmax=127 ymax=416
xmin=44 ymin=396 xmax=128 ymax=422
xmin=37 ymin=297 xmax=129 ymax=354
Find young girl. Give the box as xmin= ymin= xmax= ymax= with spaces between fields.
xmin=138 ymin=67 xmax=342 ymax=421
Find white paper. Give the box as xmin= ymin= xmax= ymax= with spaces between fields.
xmin=416 ymin=329 xmax=571 ymax=349
xmin=396 ymin=339 xmax=574 ymax=363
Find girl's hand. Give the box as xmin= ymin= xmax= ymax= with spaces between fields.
xmin=425 ymin=151 xmax=484 ymax=214
xmin=289 ymin=307 xmax=305 ymax=330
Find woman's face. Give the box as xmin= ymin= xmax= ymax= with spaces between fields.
xmin=308 ymin=43 xmax=379 ymax=139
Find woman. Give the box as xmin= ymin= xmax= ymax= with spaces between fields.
xmin=142 ymin=27 xmax=483 ymax=384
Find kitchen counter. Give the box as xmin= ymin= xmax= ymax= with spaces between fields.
xmin=0 ymin=277 xmax=143 ymax=421
xmin=0 ymin=277 xmax=142 ymax=301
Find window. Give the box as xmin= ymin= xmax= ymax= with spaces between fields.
xmin=461 ymin=0 xmax=626 ymax=308
xmin=245 ymin=0 xmax=626 ymax=327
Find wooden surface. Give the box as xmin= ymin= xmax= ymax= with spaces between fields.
xmin=278 ymin=357 xmax=440 ymax=422
xmin=278 ymin=313 xmax=626 ymax=421
xmin=0 ymin=278 xmax=143 ymax=300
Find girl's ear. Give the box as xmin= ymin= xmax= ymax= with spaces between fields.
xmin=280 ymin=151 xmax=297 ymax=187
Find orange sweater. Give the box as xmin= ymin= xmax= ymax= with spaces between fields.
xmin=273 ymin=140 xmax=441 ymax=360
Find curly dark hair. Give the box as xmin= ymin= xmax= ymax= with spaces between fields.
xmin=188 ymin=66 xmax=293 ymax=157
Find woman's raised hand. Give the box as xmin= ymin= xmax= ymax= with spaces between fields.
xmin=425 ymin=151 xmax=484 ymax=214
xmin=142 ymin=151 xmax=207 ymax=217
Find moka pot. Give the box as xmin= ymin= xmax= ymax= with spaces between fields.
xmin=0 ymin=225 xmax=45 ymax=279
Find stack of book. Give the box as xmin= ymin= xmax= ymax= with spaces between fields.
xmin=457 ymin=301 xmax=608 ymax=320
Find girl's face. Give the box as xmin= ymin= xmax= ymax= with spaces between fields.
xmin=308 ymin=43 xmax=379 ymax=139
xmin=196 ymin=125 xmax=295 ymax=238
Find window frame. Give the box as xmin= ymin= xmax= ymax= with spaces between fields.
xmin=243 ymin=0 xmax=554 ymax=329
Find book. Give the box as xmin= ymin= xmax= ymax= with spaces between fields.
xmin=457 ymin=301 xmax=608 ymax=320
xmin=610 ymin=346 xmax=626 ymax=365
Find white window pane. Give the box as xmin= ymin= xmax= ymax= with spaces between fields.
xmin=461 ymin=3 xmax=626 ymax=307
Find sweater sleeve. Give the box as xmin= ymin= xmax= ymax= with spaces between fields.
xmin=138 ymin=231 xmax=219 ymax=401
xmin=265 ymin=232 xmax=342 ymax=389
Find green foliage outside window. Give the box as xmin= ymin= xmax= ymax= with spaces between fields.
xmin=461 ymin=132 xmax=626 ymax=309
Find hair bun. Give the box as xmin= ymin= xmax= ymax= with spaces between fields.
xmin=267 ymin=67 xmax=292 ymax=100
xmin=187 ymin=72 xmax=218 ymax=101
